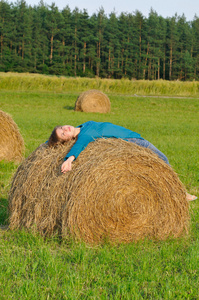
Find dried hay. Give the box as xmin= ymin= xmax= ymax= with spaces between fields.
xmin=74 ymin=89 xmax=111 ymax=113
xmin=9 ymin=139 xmax=189 ymax=244
xmin=9 ymin=142 xmax=74 ymax=236
xmin=0 ymin=110 xmax=25 ymax=162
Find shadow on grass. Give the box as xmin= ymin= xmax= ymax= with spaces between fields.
xmin=0 ymin=196 xmax=9 ymax=225
xmin=63 ymin=105 xmax=75 ymax=110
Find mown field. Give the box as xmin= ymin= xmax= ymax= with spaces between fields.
xmin=0 ymin=73 xmax=199 ymax=299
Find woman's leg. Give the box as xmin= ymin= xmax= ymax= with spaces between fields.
xmin=127 ymin=138 xmax=170 ymax=165
xmin=127 ymin=138 xmax=197 ymax=201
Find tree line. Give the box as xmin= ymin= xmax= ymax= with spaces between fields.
xmin=0 ymin=0 xmax=199 ymax=80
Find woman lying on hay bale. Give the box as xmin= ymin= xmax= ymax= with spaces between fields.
xmin=9 ymin=121 xmax=192 ymax=244
xmin=48 ymin=121 xmax=197 ymax=201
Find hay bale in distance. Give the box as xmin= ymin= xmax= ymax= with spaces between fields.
xmin=9 ymin=139 xmax=189 ymax=244
xmin=74 ymin=89 xmax=111 ymax=113
xmin=0 ymin=110 xmax=24 ymax=162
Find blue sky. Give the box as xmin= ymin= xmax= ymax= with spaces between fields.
xmin=23 ymin=0 xmax=198 ymax=21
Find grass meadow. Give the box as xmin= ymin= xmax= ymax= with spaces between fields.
xmin=0 ymin=73 xmax=199 ymax=299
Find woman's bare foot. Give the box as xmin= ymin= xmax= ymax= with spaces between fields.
xmin=186 ymin=193 xmax=198 ymax=201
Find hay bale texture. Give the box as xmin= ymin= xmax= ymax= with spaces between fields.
xmin=0 ymin=110 xmax=24 ymax=162
xmin=9 ymin=139 xmax=189 ymax=244
xmin=75 ymin=89 xmax=111 ymax=113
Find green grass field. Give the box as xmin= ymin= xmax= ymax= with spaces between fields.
xmin=0 ymin=75 xmax=199 ymax=299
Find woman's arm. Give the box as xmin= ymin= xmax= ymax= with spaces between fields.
xmin=64 ymin=135 xmax=94 ymax=161
xmin=61 ymin=156 xmax=75 ymax=173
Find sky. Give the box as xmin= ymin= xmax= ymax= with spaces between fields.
xmin=23 ymin=0 xmax=199 ymax=21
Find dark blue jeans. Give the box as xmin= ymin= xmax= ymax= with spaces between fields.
xmin=127 ymin=138 xmax=170 ymax=165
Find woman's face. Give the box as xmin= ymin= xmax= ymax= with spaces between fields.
xmin=56 ymin=125 xmax=76 ymax=142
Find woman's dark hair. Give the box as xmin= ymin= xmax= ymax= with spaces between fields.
xmin=48 ymin=126 xmax=61 ymax=147
xmin=48 ymin=125 xmax=78 ymax=147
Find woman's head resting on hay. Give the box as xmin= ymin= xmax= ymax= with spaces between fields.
xmin=48 ymin=125 xmax=80 ymax=147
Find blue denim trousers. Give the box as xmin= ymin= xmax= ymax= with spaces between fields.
xmin=126 ymin=138 xmax=170 ymax=165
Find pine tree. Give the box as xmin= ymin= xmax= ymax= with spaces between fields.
xmin=10 ymin=0 xmax=33 ymax=72
xmin=176 ymin=14 xmax=193 ymax=80
xmin=78 ymin=9 xmax=91 ymax=76
xmin=166 ymin=15 xmax=179 ymax=80
xmin=192 ymin=16 xmax=199 ymax=80
xmin=0 ymin=0 xmax=12 ymax=71
xmin=86 ymin=14 xmax=97 ymax=77
xmin=45 ymin=3 xmax=62 ymax=73
xmin=95 ymin=8 xmax=107 ymax=77
xmin=104 ymin=11 xmax=120 ymax=78
xmin=31 ymin=2 xmax=49 ymax=73
xmin=61 ymin=6 xmax=73 ymax=75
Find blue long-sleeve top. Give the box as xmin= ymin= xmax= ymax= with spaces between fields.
xmin=65 ymin=121 xmax=143 ymax=161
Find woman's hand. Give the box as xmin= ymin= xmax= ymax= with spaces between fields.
xmin=61 ymin=156 xmax=75 ymax=173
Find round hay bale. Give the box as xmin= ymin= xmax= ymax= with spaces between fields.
xmin=74 ymin=89 xmax=111 ymax=113
xmin=0 ymin=110 xmax=25 ymax=162
xmin=9 ymin=139 xmax=189 ymax=244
